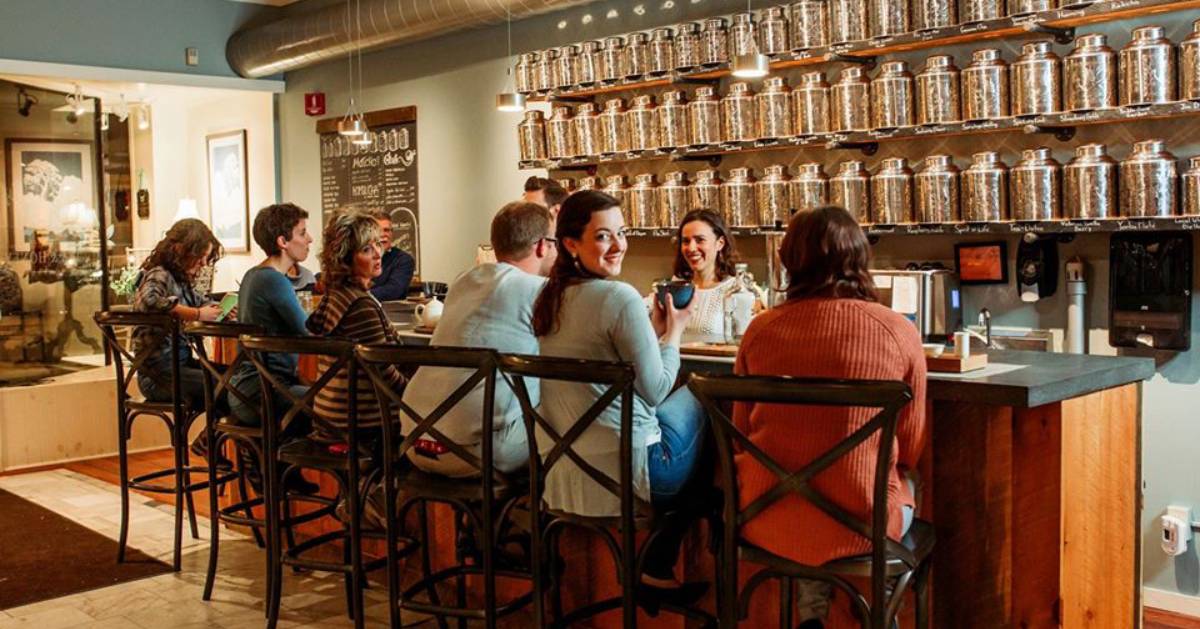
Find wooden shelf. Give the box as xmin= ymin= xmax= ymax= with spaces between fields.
xmin=624 ymin=216 xmax=1200 ymax=238
xmin=523 ymin=0 xmax=1200 ymax=103
xmin=522 ymin=99 xmax=1200 ymax=171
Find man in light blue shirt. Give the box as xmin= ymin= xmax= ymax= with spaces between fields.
xmin=399 ymin=201 xmax=556 ymax=476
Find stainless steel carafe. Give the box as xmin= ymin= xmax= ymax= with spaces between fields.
xmin=629 ymin=174 xmax=659 ymax=227
xmin=791 ymin=162 xmax=830 ymax=212
xmin=517 ymin=110 xmax=546 ymax=161
xmin=599 ymin=37 xmax=626 ymax=81
xmin=723 ymin=167 xmax=758 ymax=227
xmin=597 ymin=99 xmax=628 ymax=154
xmin=658 ymin=90 xmax=689 ymax=149
xmin=871 ymin=61 xmax=915 ymax=130
xmin=1119 ymin=26 xmax=1176 ymax=107
xmin=833 ymin=67 xmax=871 ymax=132
xmin=915 ymin=155 xmax=960 ymax=222
xmin=914 ymin=0 xmax=956 ymax=32
xmin=1181 ymin=20 xmax=1200 ymax=100
xmin=829 ymin=0 xmax=868 ymax=44
xmin=871 ymin=157 xmax=915 ymax=223
xmin=660 ymin=171 xmax=691 ymax=226
xmin=701 ymin=18 xmax=730 ymax=65
xmin=1063 ymin=143 xmax=1117 ymax=219
xmin=795 ymin=71 xmax=832 ymax=135
xmin=515 ymin=52 xmax=538 ymax=93
xmin=675 ymin=22 xmax=703 ymax=70
xmin=790 ymin=0 xmax=830 ymax=49
xmin=761 ymin=6 xmax=791 ymax=54
xmin=961 ymin=0 xmax=1003 ymax=24
xmin=627 ymin=95 xmax=658 ymax=151
xmin=1064 ymin=34 xmax=1116 ymax=112
xmin=573 ymin=103 xmax=599 ymax=157
xmin=1012 ymin=41 xmax=1061 ymax=117
xmin=831 ymin=160 xmax=871 ymax=222
xmin=689 ymin=86 xmax=722 ymax=145
xmin=1009 ymin=0 xmax=1054 ymax=17
xmin=1182 ymin=157 xmax=1200 ymax=215
xmin=535 ymin=48 xmax=559 ymax=92
xmin=692 ymin=169 xmax=724 ymax=214
xmin=722 ymin=82 xmax=758 ymax=143
xmin=757 ymin=77 xmax=794 ymax=139
xmin=916 ymin=55 xmax=961 ymax=125
xmin=577 ymin=41 xmax=601 ymax=85
xmin=603 ymin=175 xmax=628 ymax=210
xmin=625 ymin=32 xmax=651 ymax=78
xmin=546 ymin=106 xmax=574 ymax=159
xmin=730 ymin=13 xmax=758 ymax=58
xmin=649 ymin=28 xmax=675 ymax=75
xmin=757 ymin=165 xmax=793 ymax=226
xmin=961 ymin=152 xmax=1008 ymax=221
xmin=869 ymin=0 xmax=909 ymax=39
xmin=962 ymin=48 xmax=1009 ymax=121
xmin=1120 ymin=139 xmax=1177 ymax=217
xmin=557 ymin=45 xmax=579 ymax=89
xmin=1010 ymin=147 xmax=1061 ymax=220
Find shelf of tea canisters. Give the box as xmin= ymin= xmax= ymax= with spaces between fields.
xmin=521 ymin=99 xmax=1200 ymax=171
xmin=624 ymin=216 xmax=1200 ymax=238
xmin=523 ymin=0 xmax=1200 ymax=104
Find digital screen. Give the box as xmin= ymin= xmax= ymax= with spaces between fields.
xmin=955 ymin=242 xmax=1008 ymax=284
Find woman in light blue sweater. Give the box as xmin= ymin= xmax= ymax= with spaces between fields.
xmin=531 ymin=190 xmax=710 ymax=611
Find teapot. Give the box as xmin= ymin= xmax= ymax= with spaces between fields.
xmin=414 ymin=297 xmax=444 ymax=328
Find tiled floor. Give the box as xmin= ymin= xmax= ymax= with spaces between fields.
xmin=0 ymin=469 xmax=413 ymax=628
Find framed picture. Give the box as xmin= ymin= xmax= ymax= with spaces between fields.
xmin=5 ymin=138 xmax=98 ymax=253
xmin=206 ymin=130 xmax=249 ymax=253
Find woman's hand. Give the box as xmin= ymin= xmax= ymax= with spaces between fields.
xmin=661 ymin=293 xmax=693 ymax=347
xmin=225 ymin=306 xmax=239 ymax=321
xmin=197 ymin=303 xmax=223 ymax=322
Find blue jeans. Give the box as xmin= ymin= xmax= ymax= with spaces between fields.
xmin=643 ymin=386 xmax=711 ymax=580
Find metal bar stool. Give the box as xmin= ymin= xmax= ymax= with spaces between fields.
xmin=501 ymin=354 xmax=716 ymax=629
xmin=687 ymin=373 xmax=934 ymax=629
xmin=185 ymin=322 xmax=337 ymax=607
xmin=357 ymin=344 xmax=533 ymax=629
xmin=94 ymin=310 xmax=234 ymax=571
xmin=242 ymin=335 xmax=417 ymax=629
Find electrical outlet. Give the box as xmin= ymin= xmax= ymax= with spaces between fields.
xmin=1162 ymin=505 xmax=1193 ymax=556
xmin=185 ymin=47 xmax=199 ymax=66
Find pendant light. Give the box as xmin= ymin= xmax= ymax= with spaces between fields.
xmin=731 ymin=0 xmax=770 ymax=79
xmin=350 ymin=0 xmax=374 ymax=146
xmin=337 ymin=0 xmax=367 ymax=136
xmin=495 ymin=8 xmax=526 ymax=112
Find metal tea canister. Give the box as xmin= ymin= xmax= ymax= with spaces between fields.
xmin=829 ymin=0 xmax=869 ymax=44
xmin=961 ymin=0 xmax=1004 ymax=24
xmin=629 ymin=174 xmax=659 ymax=227
xmin=791 ymin=0 xmax=830 ymax=49
xmin=871 ymin=61 xmax=915 ymax=131
xmin=723 ymin=167 xmax=758 ymax=227
xmin=573 ymin=103 xmax=599 ymax=157
xmin=871 ymin=157 xmax=915 ymax=223
xmin=578 ymin=176 xmax=600 ymax=191
xmin=914 ymin=0 xmax=956 ymax=32
xmin=576 ymin=41 xmax=601 ymax=85
xmin=961 ymin=152 xmax=1009 ymax=221
xmin=1010 ymin=147 xmax=1062 ymax=220
xmin=1181 ymin=19 xmax=1200 ymax=100
xmin=557 ymin=178 xmax=576 ymax=192
xmin=831 ymin=160 xmax=872 ymax=222
xmin=1120 ymin=139 xmax=1178 ymax=217
xmin=658 ymin=90 xmax=690 ymax=149
xmin=1119 ymin=26 xmax=1176 ymax=107
xmin=962 ymin=48 xmax=1009 ymax=121
xmin=869 ymin=0 xmax=909 ymax=40
xmin=599 ymin=36 xmax=626 ymax=82
xmin=689 ymin=86 xmax=722 ymax=145
xmin=757 ymin=77 xmax=794 ymax=139
xmin=915 ymin=155 xmax=960 ymax=223
xmin=1064 ymin=34 xmax=1116 ymax=112
xmin=649 ymin=28 xmax=676 ymax=75
xmin=603 ymin=175 xmax=629 ymax=210
xmin=517 ymin=110 xmax=546 ymax=161
xmin=702 ymin=18 xmax=731 ymax=65
xmin=1182 ymin=157 xmax=1200 ymax=215
xmin=675 ymin=22 xmax=703 ymax=70
xmin=625 ymin=32 xmax=651 ymax=78
xmin=692 ymin=168 xmax=724 ymax=214
xmin=760 ymin=6 xmax=791 ymax=55
xmin=660 ymin=171 xmax=691 ymax=226
xmin=1064 ymin=143 xmax=1117 ymax=219
xmin=722 ymin=82 xmax=758 ymax=143
xmin=556 ymin=45 xmax=579 ymax=89
xmin=916 ymin=55 xmax=961 ymax=125
xmin=546 ymin=106 xmax=575 ymax=159
xmin=1012 ymin=41 xmax=1061 ymax=117
xmin=627 ymin=95 xmax=658 ymax=152
xmin=833 ymin=67 xmax=871 ymax=132
xmin=535 ymin=48 xmax=559 ymax=92
xmin=515 ymin=52 xmax=538 ymax=93
xmin=791 ymin=162 xmax=831 ymax=212
xmin=795 ymin=71 xmax=832 ymax=135
xmin=730 ymin=12 xmax=759 ymax=59
xmin=757 ymin=165 xmax=793 ymax=226
xmin=598 ymin=98 xmax=629 ymax=154
xmin=1009 ymin=0 xmax=1055 ymax=17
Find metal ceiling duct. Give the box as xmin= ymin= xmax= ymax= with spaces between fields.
xmin=227 ymin=0 xmax=596 ymax=78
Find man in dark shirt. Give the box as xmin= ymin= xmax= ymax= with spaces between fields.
xmin=522 ymin=176 xmax=569 ymax=216
xmin=370 ymin=210 xmax=416 ymax=302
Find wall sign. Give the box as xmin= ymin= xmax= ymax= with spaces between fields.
xmin=317 ymin=106 xmax=419 ymax=274
xmin=304 ymin=92 xmax=326 ymax=116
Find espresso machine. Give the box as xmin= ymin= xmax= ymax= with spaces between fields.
xmin=870 ymin=268 xmax=962 ymax=342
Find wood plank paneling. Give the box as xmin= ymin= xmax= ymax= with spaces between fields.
xmin=1012 ymin=403 xmax=1064 ymax=628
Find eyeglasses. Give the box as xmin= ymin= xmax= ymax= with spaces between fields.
xmin=543 ymin=236 xmax=558 ymax=245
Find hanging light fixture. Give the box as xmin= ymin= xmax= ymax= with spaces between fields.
xmin=337 ymin=0 xmax=367 ymax=136
xmin=731 ymin=0 xmax=770 ymax=78
xmin=136 ymin=105 xmax=151 ymax=131
xmin=66 ymin=84 xmax=88 ymax=116
xmin=495 ymin=8 xmax=526 ymax=112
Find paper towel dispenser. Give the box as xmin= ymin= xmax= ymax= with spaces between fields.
xmin=1109 ymin=232 xmax=1192 ymax=351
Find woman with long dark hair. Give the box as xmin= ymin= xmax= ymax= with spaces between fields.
xmin=532 ymin=190 xmax=709 ymax=611
xmin=732 ymin=206 xmax=927 ymax=628
xmin=653 ymin=208 xmax=749 ymax=343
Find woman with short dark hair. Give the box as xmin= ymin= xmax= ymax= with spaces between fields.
xmin=732 ymin=206 xmax=928 ymax=627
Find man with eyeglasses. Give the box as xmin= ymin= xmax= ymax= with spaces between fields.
xmin=396 ymin=201 xmax=557 ymax=477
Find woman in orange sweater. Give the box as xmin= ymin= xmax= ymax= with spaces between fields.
xmin=732 ymin=206 xmax=928 ymax=628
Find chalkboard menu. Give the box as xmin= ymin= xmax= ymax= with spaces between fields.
xmin=318 ymin=106 xmax=419 ymax=274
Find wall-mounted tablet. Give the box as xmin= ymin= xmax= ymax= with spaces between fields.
xmin=955 ymin=241 xmax=1009 ymax=285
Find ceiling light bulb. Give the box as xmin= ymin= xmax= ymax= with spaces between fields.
xmin=136 ymin=107 xmax=151 ymax=131
xmin=495 ymin=91 xmax=526 ymax=112
xmin=732 ymin=52 xmax=770 ymax=78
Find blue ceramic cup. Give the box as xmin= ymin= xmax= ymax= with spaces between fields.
xmin=653 ymin=279 xmax=695 ymax=309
